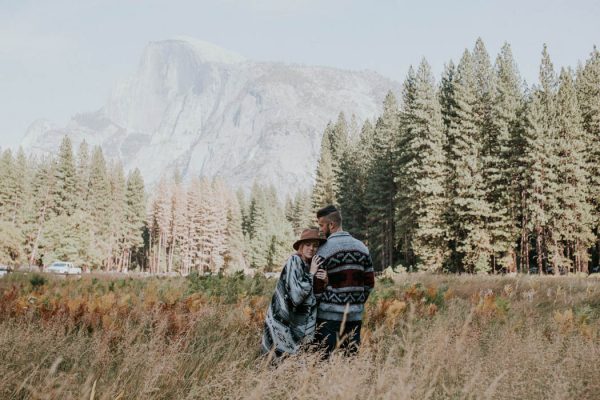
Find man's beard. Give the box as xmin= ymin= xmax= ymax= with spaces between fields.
xmin=324 ymin=227 xmax=331 ymax=238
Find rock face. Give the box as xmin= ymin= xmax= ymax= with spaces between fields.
xmin=22 ymin=37 xmax=399 ymax=195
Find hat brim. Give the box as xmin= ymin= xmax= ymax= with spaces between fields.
xmin=293 ymin=238 xmax=326 ymax=251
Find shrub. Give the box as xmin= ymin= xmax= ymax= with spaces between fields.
xmin=29 ymin=274 xmax=47 ymax=289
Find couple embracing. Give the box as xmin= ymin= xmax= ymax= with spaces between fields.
xmin=261 ymin=205 xmax=375 ymax=358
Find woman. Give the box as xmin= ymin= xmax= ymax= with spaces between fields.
xmin=261 ymin=228 xmax=328 ymax=357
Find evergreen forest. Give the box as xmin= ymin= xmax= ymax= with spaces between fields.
xmin=0 ymin=137 xmax=312 ymax=273
xmin=316 ymin=39 xmax=600 ymax=274
xmin=1 ymin=39 xmax=599 ymax=275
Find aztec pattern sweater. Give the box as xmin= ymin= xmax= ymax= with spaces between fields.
xmin=315 ymin=231 xmax=375 ymax=322
xmin=261 ymin=254 xmax=318 ymax=355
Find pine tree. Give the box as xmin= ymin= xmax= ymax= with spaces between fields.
xmin=284 ymin=195 xmax=294 ymax=226
xmin=290 ymin=189 xmax=314 ymax=235
xmin=473 ymin=39 xmax=498 ymax=272
xmin=521 ymin=45 xmax=560 ymax=274
xmin=184 ymin=177 xmax=203 ymax=273
xmin=398 ymin=59 xmax=449 ymax=272
xmin=148 ymin=176 xmax=171 ymax=273
xmin=0 ymin=221 xmax=22 ymax=265
xmin=223 ymin=187 xmax=247 ymax=272
xmin=312 ymin=123 xmax=338 ymax=211
xmin=553 ymin=68 xmax=594 ymax=272
xmin=446 ymin=49 xmax=493 ymax=273
xmin=263 ymin=185 xmax=295 ymax=271
xmin=25 ymin=156 xmax=56 ymax=266
xmin=40 ymin=212 xmax=88 ymax=267
xmin=75 ymin=141 xmax=90 ymax=211
xmin=247 ymin=183 xmax=270 ymax=269
xmin=472 ymin=38 xmax=495 ymax=123
xmin=576 ymin=47 xmax=600 ymax=269
xmin=86 ymin=146 xmax=113 ymax=269
xmin=209 ymin=179 xmax=229 ymax=273
xmin=0 ymin=148 xmax=28 ymax=262
xmin=39 ymin=137 xmax=83 ymax=267
xmin=486 ymin=43 xmax=525 ymax=272
xmin=395 ymin=66 xmax=418 ymax=268
xmin=12 ymin=148 xmax=30 ymax=227
xmin=0 ymin=150 xmax=18 ymax=221
xmin=166 ymin=170 xmax=186 ymax=273
xmin=439 ymin=61 xmax=457 ymax=136
xmin=366 ymin=91 xmax=400 ymax=270
xmin=337 ymin=142 xmax=363 ymax=238
xmin=340 ymin=120 xmax=377 ymax=242
xmin=330 ymin=112 xmax=349 ymax=182
xmin=238 ymin=188 xmax=251 ymax=237
xmin=124 ymin=168 xmax=146 ymax=271
xmin=187 ymin=178 xmax=223 ymax=273
xmin=348 ymin=114 xmax=360 ymax=142
xmin=51 ymin=136 xmax=78 ymax=217
xmin=243 ymin=183 xmax=294 ymax=271
xmin=107 ymin=161 xmax=127 ymax=270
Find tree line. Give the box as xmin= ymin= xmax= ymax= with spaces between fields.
xmin=0 ymin=139 xmax=146 ymax=270
xmin=314 ymin=39 xmax=600 ymax=274
xmin=0 ymin=137 xmax=308 ymax=273
xmin=2 ymin=38 xmax=598 ymax=275
xmin=146 ymin=177 xmax=301 ymax=274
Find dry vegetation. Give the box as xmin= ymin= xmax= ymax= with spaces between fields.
xmin=1 ymin=272 xmax=599 ymax=400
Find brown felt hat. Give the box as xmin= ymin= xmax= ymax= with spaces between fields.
xmin=293 ymin=228 xmax=326 ymax=250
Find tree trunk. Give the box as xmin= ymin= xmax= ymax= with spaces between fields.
xmin=536 ymin=227 xmax=543 ymax=275
xmin=520 ymin=190 xmax=529 ymax=273
xmin=29 ymin=191 xmax=51 ymax=266
xmin=553 ymin=238 xmax=560 ymax=275
xmin=520 ymin=222 xmax=529 ymax=273
xmin=156 ymin=235 xmax=162 ymax=274
xmin=524 ymin=239 xmax=530 ymax=273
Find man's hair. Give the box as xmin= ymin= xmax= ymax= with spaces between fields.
xmin=316 ymin=205 xmax=342 ymax=227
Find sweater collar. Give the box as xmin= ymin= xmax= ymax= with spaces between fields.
xmin=327 ymin=231 xmax=350 ymax=239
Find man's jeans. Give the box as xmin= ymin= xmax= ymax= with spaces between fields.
xmin=314 ymin=319 xmax=362 ymax=357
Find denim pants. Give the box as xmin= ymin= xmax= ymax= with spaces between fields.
xmin=314 ymin=319 xmax=362 ymax=356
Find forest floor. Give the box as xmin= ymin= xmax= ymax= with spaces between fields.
xmin=1 ymin=271 xmax=599 ymax=399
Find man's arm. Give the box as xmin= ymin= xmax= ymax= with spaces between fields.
xmin=363 ymin=253 xmax=375 ymax=301
xmin=313 ymin=255 xmax=328 ymax=300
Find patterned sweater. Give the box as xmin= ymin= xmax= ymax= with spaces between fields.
xmin=315 ymin=231 xmax=375 ymax=321
xmin=261 ymin=254 xmax=318 ymax=355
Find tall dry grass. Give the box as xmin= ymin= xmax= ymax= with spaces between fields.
xmin=1 ymin=272 xmax=599 ymax=399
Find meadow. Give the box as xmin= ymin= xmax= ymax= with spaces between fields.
xmin=1 ymin=271 xmax=599 ymax=400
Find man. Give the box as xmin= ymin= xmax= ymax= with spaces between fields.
xmin=313 ymin=205 xmax=374 ymax=355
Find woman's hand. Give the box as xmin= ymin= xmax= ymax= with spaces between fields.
xmin=315 ymin=269 xmax=328 ymax=286
xmin=309 ymin=255 xmax=323 ymax=274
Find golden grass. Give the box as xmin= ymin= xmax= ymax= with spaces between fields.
xmin=1 ymin=272 xmax=599 ymax=399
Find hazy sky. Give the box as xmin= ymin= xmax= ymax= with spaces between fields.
xmin=1 ymin=0 xmax=599 ymax=149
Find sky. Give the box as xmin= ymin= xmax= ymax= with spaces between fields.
xmin=1 ymin=0 xmax=599 ymax=149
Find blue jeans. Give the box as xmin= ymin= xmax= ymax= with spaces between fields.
xmin=314 ymin=319 xmax=361 ymax=357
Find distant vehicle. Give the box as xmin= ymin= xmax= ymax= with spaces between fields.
xmin=69 ymin=266 xmax=83 ymax=275
xmin=46 ymin=261 xmax=82 ymax=275
xmin=0 ymin=265 xmax=11 ymax=278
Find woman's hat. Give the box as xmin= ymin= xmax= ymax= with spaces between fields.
xmin=293 ymin=228 xmax=326 ymax=250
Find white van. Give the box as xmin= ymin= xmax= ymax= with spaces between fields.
xmin=47 ymin=261 xmax=82 ymax=275
xmin=0 ymin=265 xmax=10 ymax=278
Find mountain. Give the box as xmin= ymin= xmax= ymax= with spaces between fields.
xmin=21 ymin=37 xmax=400 ymax=195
